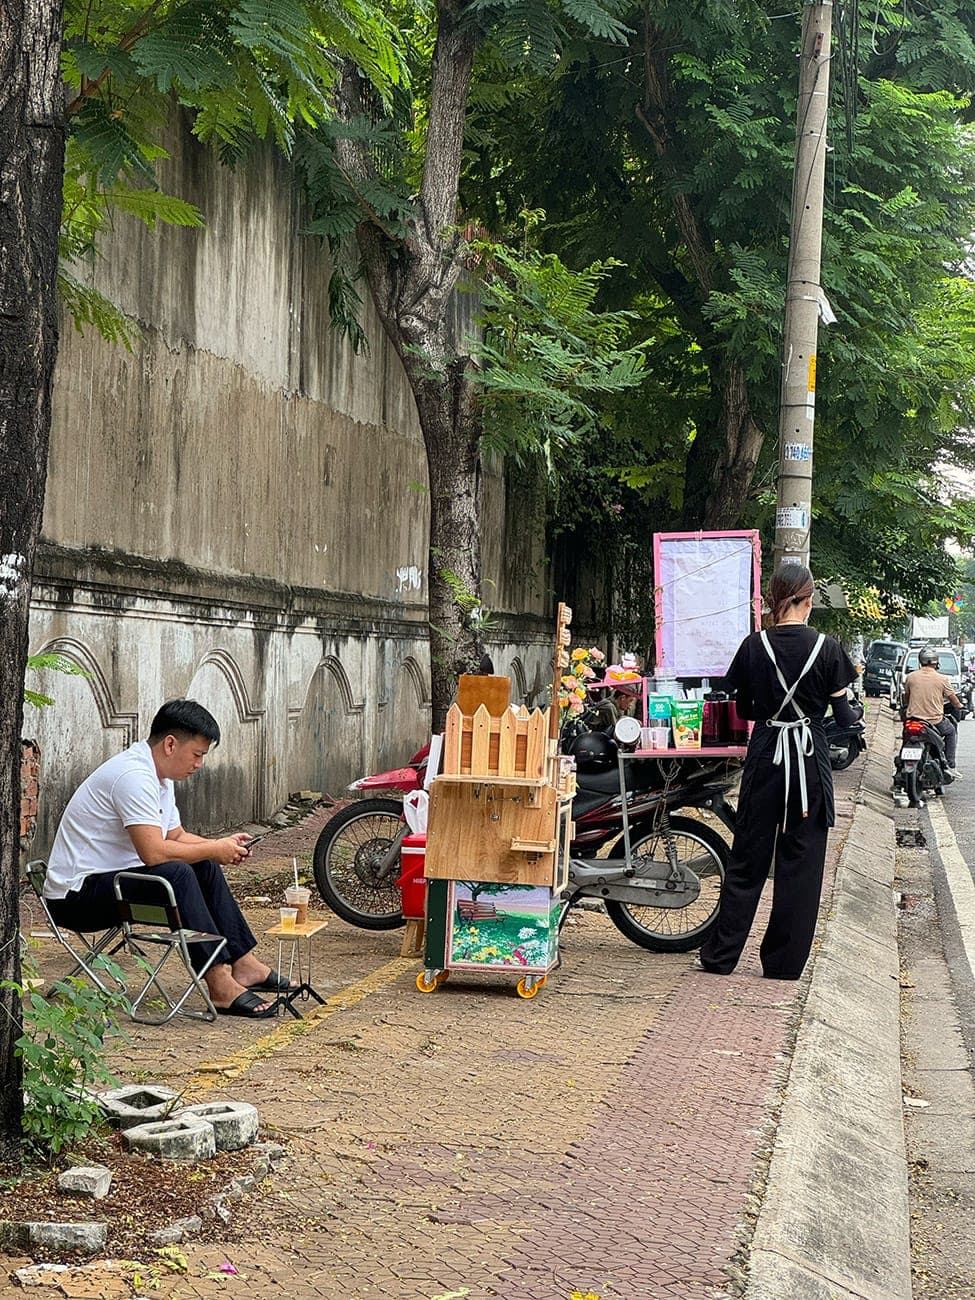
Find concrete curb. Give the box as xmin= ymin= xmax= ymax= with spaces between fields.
xmin=746 ymin=708 xmax=912 ymax=1300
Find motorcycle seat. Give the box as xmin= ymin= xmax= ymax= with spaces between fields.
xmin=575 ymin=761 xmax=652 ymax=795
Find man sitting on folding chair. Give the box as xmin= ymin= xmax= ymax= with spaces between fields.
xmin=43 ymin=699 xmax=294 ymax=1019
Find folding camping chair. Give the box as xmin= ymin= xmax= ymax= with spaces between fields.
xmin=113 ymin=872 xmax=228 ymax=1024
xmin=25 ymin=860 xmax=127 ymax=997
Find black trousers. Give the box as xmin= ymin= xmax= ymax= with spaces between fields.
xmin=48 ymin=860 xmax=257 ymax=973
xmin=933 ymin=717 xmax=958 ymax=768
xmin=700 ymin=747 xmax=830 ymax=980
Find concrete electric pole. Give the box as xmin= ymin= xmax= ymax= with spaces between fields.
xmin=773 ymin=0 xmax=833 ymax=571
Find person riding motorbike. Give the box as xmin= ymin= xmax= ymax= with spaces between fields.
xmin=902 ymin=647 xmax=963 ymax=778
xmin=589 ymin=681 xmax=641 ymax=733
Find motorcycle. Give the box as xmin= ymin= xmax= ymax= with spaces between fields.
xmin=823 ymin=693 xmax=866 ymax=771
xmin=312 ymin=731 xmax=741 ymax=953
xmin=958 ymin=671 xmax=975 ymax=714
xmin=893 ymin=703 xmax=962 ymax=807
xmin=823 ymin=715 xmax=866 ymax=770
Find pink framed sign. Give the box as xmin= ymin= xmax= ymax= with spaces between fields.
xmin=653 ymin=530 xmax=762 ymax=677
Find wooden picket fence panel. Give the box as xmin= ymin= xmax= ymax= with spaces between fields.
xmin=442 ymin=703 xmax=551 ymax=779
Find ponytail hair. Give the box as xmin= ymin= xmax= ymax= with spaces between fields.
xmin=768 ymin=563 xmax=815 ymax=626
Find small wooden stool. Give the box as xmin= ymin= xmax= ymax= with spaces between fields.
xmin=400 ymin=916 xmax=426 ymax=958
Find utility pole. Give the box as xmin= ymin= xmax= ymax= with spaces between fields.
xmin=773 ymin=0 xmax=833 ymax=572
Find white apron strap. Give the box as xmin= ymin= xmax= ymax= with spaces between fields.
xmin=759 ymin=632 xmax=826 ymax=830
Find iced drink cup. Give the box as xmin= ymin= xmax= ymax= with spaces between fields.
xmin=279 ymin=907 xmax=298 ymax=931
xmin=285 ymin=886 xmax=310 ymax=925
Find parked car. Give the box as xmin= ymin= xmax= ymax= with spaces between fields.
xmin=863 ymin=640 xmax=908 ymax=697
xmin=889 ymin=645 xmax=962 ymax=712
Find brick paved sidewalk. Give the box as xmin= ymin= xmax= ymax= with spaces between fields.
xmin=13 ymin=719 xmax=872 ymax=1300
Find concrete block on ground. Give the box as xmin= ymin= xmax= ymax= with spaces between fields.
xmin=57 ymin=1165 xmax=113 ymax=1199
xmin=123 ymin=1114 xmax=216 ymax=1161
xmin=24 ymin=1221 xmax=108 ymax=1253
xmin=180 ymin=1100 xmax=259 ymax=1151
xmin=97 ymin=1084 xmax=181 ymax=1129
xmin=148 ymin=1215 xmax=203 ymax=1246
xmin=12 ymin=1263 xmax=72 ymax=1287
xmin=251 ymin=1140 xmax=286 ymax=1164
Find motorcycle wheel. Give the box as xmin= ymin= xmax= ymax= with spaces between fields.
xmin=312 ymin=798 xmax=405 ymax=929
xmin=830 ymin=743 xmax=859 ymax=771
xmin=605 ymin=815 xmax=729 ymax=953
xmin=904 ymin=766 xmax=921 ymax=808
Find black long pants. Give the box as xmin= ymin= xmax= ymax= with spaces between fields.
xmin=933 ymin=717 xmax=958 ymax=768
xmin=700 ymin=748 xmax=830 ymax=980
xmin=48 ymin=860 xmax=257 ymax=973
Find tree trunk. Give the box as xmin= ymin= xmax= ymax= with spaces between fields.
xmin=701 ymin=362 xmax=765 ymax=528
xmin=337 ymin=3 xmax=481 ymax=730
xmin=411 ymin=365 xmax=483 ymax=731
xmin=0 ymin=0 xmax=67 ymax=1149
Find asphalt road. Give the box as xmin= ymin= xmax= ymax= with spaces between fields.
xmin=900 ymin=709 xmax=975 ymax=1297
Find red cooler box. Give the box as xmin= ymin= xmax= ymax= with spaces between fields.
xmin=397 ymin=834 xmax=427 ymax=918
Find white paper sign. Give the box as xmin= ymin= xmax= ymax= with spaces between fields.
xmin=657 ymin=535 xmax=756 ymax=677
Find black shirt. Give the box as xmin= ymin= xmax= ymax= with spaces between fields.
xmin=722 ymin=625 xmax=857 ymax=721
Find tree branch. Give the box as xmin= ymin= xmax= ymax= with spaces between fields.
xmin=65 ymin=0 xmax=167 ymax=117
xmin=418 ymin=2 xmax=477 ymax=251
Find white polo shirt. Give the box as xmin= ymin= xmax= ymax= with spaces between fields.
xmin=44 ymin=741 xmax=181 ymax=899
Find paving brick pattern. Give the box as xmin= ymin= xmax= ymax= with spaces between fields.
xmin=16 ymin=726 xmax=867 ymax=1300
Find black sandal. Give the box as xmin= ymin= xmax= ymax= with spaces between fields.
xmin=216 ymin=989 xmax=277 ymax=1018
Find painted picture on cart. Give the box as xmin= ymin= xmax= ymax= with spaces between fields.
xmin=448 ymin=882 xmax=560 ymax=971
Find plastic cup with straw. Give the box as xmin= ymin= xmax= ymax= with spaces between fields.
xmin=285 ymin=856 xmax=310 ymax=925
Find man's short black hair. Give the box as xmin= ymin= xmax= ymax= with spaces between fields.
xmin=148 ymin=699 xmax=220 ymax=745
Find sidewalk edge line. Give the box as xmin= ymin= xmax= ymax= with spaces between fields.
xmin=924 ymin=798 xmax=975 ymax=983
xmin=183 ymin=956 xmax=417 ymax=1101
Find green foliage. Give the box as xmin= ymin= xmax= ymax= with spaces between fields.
xmin=468 ymin=223 xmax=647 ymax=463
xmin=58 ymin=0 xmax=406 ymax=339
xmin=459 ymin=0 xmax=975 ymax=624
xmin=24 ymin=653 xmax=91 ymax=710
xmin=3 ymin=953 xmax=128 ymax=1155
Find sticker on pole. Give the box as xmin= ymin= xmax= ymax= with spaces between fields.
xmin=776 ymin=506 xmax=808 ymax=530
xmin=807 ymin=354 xmax=817 ymax=394
xmin=784 ymin=443 xmax=812 ymax=462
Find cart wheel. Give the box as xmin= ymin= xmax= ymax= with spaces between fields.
xmin=536 ymin=974 xmax=548 ymax=989
xmin=416 ymin=972 xmax=439 ymax=993
xmin=435 ymin=971 xmax=449 ymax=985
xmin=516 ymin=977 xmax=540 ymax=1000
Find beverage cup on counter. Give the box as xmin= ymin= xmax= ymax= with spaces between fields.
xmin=285 ymin=886 xmax=310 ymax=925
xmin=279 ymin=907 xmax=298 ymax=932
xmin=640 ymin=726 xmax=652 ymax=750
xmin=650 ymin=726 xmax=671 ymax=750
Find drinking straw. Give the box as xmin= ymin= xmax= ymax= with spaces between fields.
xmin=293 ymin=856 xmax=299 ymax=890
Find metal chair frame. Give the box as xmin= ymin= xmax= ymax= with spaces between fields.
xmin=24 ymin=859 xmax=127 ymax=997
xmin=113 ymin=871 xmax=228 ymax=1024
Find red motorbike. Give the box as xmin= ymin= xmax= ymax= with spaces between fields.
xmin=313 ymin=739 xmax=741 ymax=953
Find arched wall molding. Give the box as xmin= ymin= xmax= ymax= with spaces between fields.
xmin=291 ymin=655 xmax=361 ymax=724
xmin=193 ymin=647 xmax=268 ymax=818
xmin=508 ymin=656 xmax=528 ymax=703
xmin=195 ymin=648 xmax=263 ymax=723
xmin=32 ymin=637 xmax=139 ymax=745
xmin=400 ymin=655 xmax=430 ymax=710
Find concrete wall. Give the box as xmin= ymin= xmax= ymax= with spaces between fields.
xmin=27 ymin=123 xmax=552 ymax=845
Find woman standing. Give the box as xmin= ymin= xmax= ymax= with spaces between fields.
xmin=698 ymin=563 xmax=858 ymax=980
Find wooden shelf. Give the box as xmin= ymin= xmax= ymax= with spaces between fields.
xmin=627 ymin=746 xmax=747 ymax=758
xmin=434 ymin=773 xmax=548 ymax=788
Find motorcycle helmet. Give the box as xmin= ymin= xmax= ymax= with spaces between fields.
xmin=918 ymin=646 xmax=940 ymax=666
xmin=566 ymin=730 xmax=616 ymax=772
